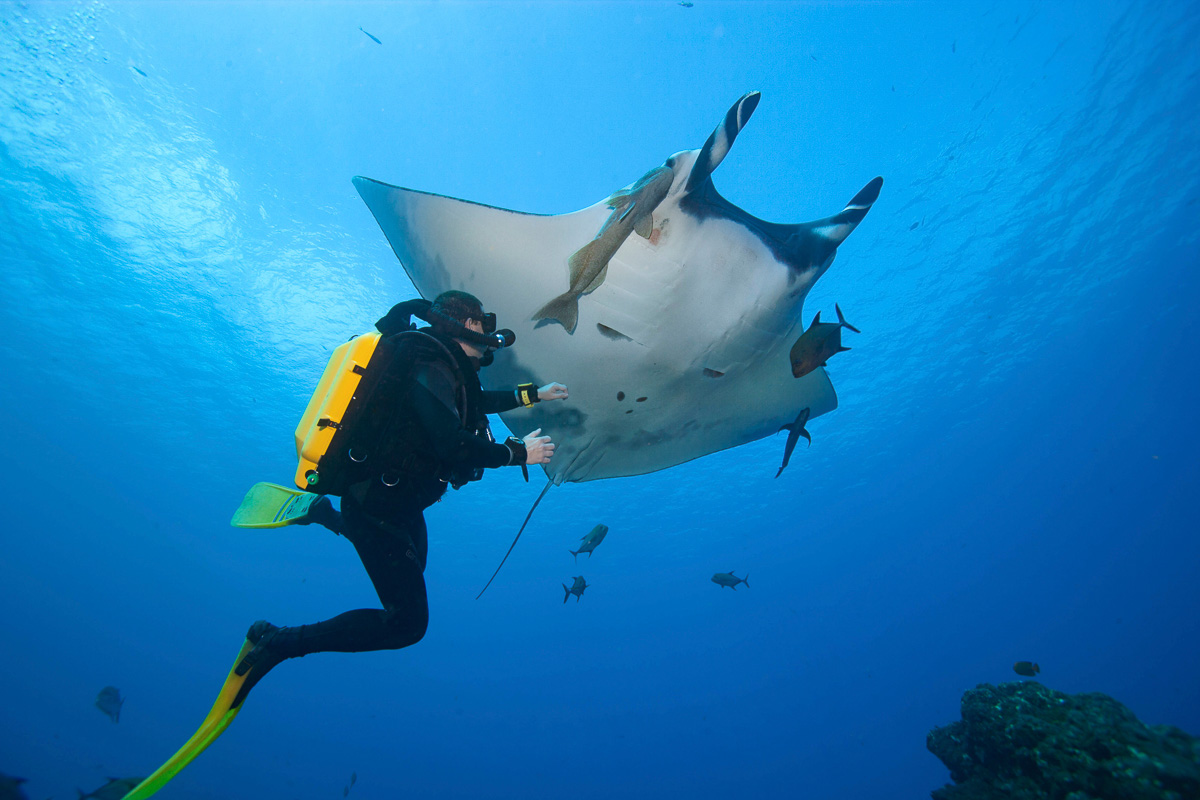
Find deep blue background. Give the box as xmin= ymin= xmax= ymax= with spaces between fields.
xmin=1 ymin=2 xmax=1197 ymax=798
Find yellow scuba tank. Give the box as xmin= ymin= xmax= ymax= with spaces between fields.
xmin=294 ymin=332 xmax=382 ymax=491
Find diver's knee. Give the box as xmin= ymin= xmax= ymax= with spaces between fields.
xmin=383 ymin=606 xmax=428 ymax=646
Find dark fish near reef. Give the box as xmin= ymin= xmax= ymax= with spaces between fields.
xmin=569 ymin=524 xmax=609 ymax=561
xmin=563 ymin=575 xmax=589 ymax=603
xmin=78 ymin=777 xmax=145 ymax=800
xmin=775 ymin=407 xmax=811 ymax=478
xmin=0 ymin=772 xmax=28 ymax=800
xmin=788 ymin=303 xmax=859 ymax=379
xmin=711 ymin=571 xmax=748 ymax=590
xmin=94 ymin=685 xmax=123 ymax=722
xmin=1013 ymin=661 xmax=1040 ymax=677
xmin=359 ymin=26 xmax=381 ymax=45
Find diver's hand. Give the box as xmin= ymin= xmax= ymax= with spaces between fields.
xmin=523 ymin=428 xmax=555 ymax=464
xmin=538 ymin=382 xmax=568 ymax=402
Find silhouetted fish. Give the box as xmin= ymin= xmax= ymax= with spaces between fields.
xmin=788 ymin=303 xmax=859 ymax=379
xmin=0 ymin=772 xmax=28 ymax=800
xmin=131 ymin=66 xmax=147 ymax=77
xmin=1013 ymin=661 xmax=1040 ymax=677
xmin=569 ymin=524 xmax=609 ymax=561
xmin=359 ymin=27 xmax=381 ymax=45
xmin=94 ymin=686 xmax=123 ymax=723
xmin=563 ymin=576 xmax=588 ymax=603
xmin=711 ymin=571 xmax=748 ymax=590
xmin=679 ymin=1 xmax=694 ymax=6
xmin=775 ymin=407 xmax=811 ymax=478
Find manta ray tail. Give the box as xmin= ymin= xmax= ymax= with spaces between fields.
xmin=835 ymin=303 xmax=861 ymax=334
xmin=686 ymin=91 xmax=762 ymax=193
xmin=531 ymin=292 xmax=580 ymax=334
xmin=477 ymin=479 xmax=554 ymax=599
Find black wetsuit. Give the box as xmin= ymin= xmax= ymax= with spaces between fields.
xmin=260 ymin=330 xmax=523 ymax=665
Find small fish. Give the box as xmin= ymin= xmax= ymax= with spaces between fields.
xmin=711 ymin=571 xmax=748 ymax=590
xmin=131 ymin=66 xmax=147 ymax=78
xmin=1013 ymin=661 xmax=1040 ymax=677
xmin=788 ymin=303 xmax=859 ymax=379
xmin=909 ymin=220 xmax=920 ymax=231
xmin=562 ymin=576 xmax=589 ymax=603
xmin=952 ymin=40 xmax=957 ymax=53
xmin=775 ymin=407 xmax=811 ymax=478
xmin=678 ymin=1 xmax=693 ymax=6
xmin=532 ymin=165 xmax=674 ymax=333
xmin=94 ymin=686 xmax=123 ymax=723
xmin=359 ymin=26 xmax=381 ymax=45
xmin=0 ymin=772 xmax=28 ymax=800
xmin=77 ymin=777 xmax=145 ymax=800
xmin=569 ymin=524 xmax=609 ymax=561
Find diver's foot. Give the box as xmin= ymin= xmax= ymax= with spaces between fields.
xmin=235 ymin=620 xmax=283 ymax=677
xmin=300 ymin=496 xmax=343 ymax=535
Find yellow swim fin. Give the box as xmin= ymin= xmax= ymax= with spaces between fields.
xmin=120 ymin=639 xmax=255 ymax=800
xmin=230 ymin=482 xmax=319 ymax=528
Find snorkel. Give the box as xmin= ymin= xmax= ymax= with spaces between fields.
xmin=375 ymin=297 xmax=516 ymax=364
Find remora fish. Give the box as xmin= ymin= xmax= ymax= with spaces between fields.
xmin=77 ymin=777 xmax=145 ymax=800
xmin=359 ymin=27 xmax=381 ymax=45
xmin=562 ymin=575 xmax=589 ymax=603
xmin=788 ymin=303 xmax=859 ymax=379
xmin=94 ymin=685 xmax=123 ymax=723
xmin=532 ymin=166 xmax=674 ymax=333
xmin=775 ymin=407 xmax=811 ymax=478
xmin=569 ymin=524 xmax=609 ymax=561
xmin=711 ymin=571 xmax=748 ymax=590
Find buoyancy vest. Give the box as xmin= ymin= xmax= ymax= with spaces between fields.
xmin=294 ymin=328 xmax=475 ymax=497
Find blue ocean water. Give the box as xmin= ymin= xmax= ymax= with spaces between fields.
xmin=1 ymin=1 xmax=1198 ymax=798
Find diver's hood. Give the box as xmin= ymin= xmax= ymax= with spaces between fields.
xmin=375 ymin=298 xmax=516 ymax=365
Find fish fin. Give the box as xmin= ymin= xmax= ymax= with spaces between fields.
xmin=617 ymin=199 xmax=638 ymax=223
xmin=778 ymin=423 xmax=793 ymax=434
xmin=531 ymin=293 xmax=580 ymax=334
xmin=811 ymin=310 xmax=822 ymax=326
xmin=838 ymin=346 xmax=851 ymax=353
xmin=569 ymin=549 xmax=578 ymax=561
xmin=801 ymin=430 xmax=812 ymax=447
xmin=567 ymin=242 xmax=599 ymax=288
xmin=582 ymin=263 xmax=609 ymax=295
xmin=743 ymin=574 xmax=749 ymax=588
xmin=563 ymin=584 xmax=570 ymax=604
xmin=634 ymin=213 xmax=653 ymax=239
xmin=774 ymin=465 xmax=784 ymax=478
xmin=835 ymin=303 xmax=861 ymax=334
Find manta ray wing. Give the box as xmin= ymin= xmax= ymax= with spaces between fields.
xmin=353 ymin=93 xmax=879 ymax=484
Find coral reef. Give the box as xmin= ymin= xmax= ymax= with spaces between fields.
xmin=927 ymin=681 xmax=1200 ymax=800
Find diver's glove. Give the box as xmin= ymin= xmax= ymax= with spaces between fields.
xmin=503 ymin=436 xmax=530 ymax=482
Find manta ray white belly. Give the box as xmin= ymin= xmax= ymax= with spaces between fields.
xmin=354 ymin=92 xmax=880 ymax=484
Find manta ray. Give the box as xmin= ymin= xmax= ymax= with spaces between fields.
xmin=354 ymin=92 xmax=881 ymax=485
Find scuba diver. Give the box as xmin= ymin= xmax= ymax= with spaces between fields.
xmin=119 ymin=291 xmax=566 ymax=800
xmin=233 ymin=289 xmax=568 ymax=703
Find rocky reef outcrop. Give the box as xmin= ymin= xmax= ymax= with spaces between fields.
xmin=927 ymin=681 xmax=1200 ymax=800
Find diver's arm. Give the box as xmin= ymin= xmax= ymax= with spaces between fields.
xmin=410 ymin=381 xmax=524 ymax=468
xmin=480 ymin=390 xmax=521 ymax=414
xmin=480 ymin=382 xmax=569 ymax=414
